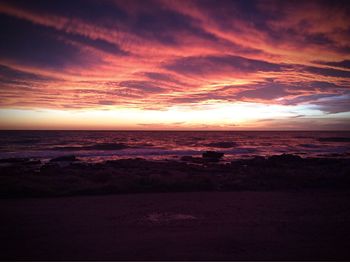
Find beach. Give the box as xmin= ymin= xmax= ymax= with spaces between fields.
xmin=2 ymin=191 xmax=350 ymax=260
xmin=1 ymin=131 xmax=350 ymax=260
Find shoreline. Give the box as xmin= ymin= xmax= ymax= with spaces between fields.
xmin=1 ymin=153 xmax=350 ymax=198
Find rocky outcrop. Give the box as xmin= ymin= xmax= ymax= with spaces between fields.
xmin=268 ymin=154 xmax=302 ymax=163
xmin=50 ymin=155 xmax=78 ymax=162
xmin=1 ymin=154 xmax=350 ymax=198
xmin=202 ymin=151 xmax=224 ymax=162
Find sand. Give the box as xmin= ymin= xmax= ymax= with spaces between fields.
xmin=1 ymin=191 xmax=350 ymax=260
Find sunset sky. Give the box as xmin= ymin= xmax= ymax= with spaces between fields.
xmin=0 ymin=0 xmax=349 ymax=130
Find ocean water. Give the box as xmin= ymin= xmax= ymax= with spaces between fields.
xmin=0 ymin=131 xmax=350 ymax=162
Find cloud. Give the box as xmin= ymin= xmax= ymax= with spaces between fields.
xmin=304 ymin=66 xmax=350 ymax=78
xmin=118 ymin=81 xmax=165 ymax=93
xmin=0 ymin=64 xmax=52 ymax=80
xmin=165 ymin=55 xmax=283 ymax=76
xmin=234 ymin=84 xmax=294 ymax=101
xmin=62 ymin=33 xmax=129 ymax=56
xmin=98 ymin=100 xmax=115 ymax=106
xmin=316 ymin=60 xmax=350 ymax=69
xmin=313 ymin=94 xmax=350 ymax=114
xmin=0 ymin=14 xmax=87 ymax=69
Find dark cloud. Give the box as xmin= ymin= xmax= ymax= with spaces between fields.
xmin=304 ymin=66 xmax=350 ymax=78
xmin=308 ymin=81 xmax=348 ymax=90
xmin=282 ymin=93 xmax=339 ymax=106
xmin=65 ymin=34 xmax=129 ymax=56
xmin=142 ymin=72 xmax=188 ymax=87
xmin=0 ymin=65 xmax=55 ymax=82
xmin=125 ymin=4 xmax=222 ymax=46
xmin=313 ymin=94 xmax=350 ymax=114
xmin=189 ymin=0 xmax=274 ymax=31
xmin=234 ymin=84 xmax=293 ymax=100
xmin=164 ymin=55 xmax=283 ymax=75
xmin=98 ymin=100 xmax=115 ymax=106
xmin=0 ymin=14 xmax=97 ymax=69
xmin=170 ymin=95 xmax=209 ymax=104
xmin=304 ymin=33 xmax=335 ymax=46
xmin=2 ymin=0 xmax=127 ymax=24
xmin=144 ymin=72 xmax=176 ymax=82
xmin=316 ymin=60 xmax=350 ymax=70
xmin=118 ymin=80 xmax=164 ymax=93
xmin=0 ymin=65 xmax=58 ymax=92
xmin=168 ymin=91 xmax=237 ymax=104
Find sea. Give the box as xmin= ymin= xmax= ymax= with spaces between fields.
xmin=0 ymin=131 xmax=350 ymax=162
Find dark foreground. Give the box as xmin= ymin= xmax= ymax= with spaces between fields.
xmin=1 ymin=154 xmax=350 ymax=260
xmin=1 ymin=191 xmax=350 ymax=260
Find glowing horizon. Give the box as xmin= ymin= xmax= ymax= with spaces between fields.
xmin=0 ymin=0 xmax=349 ymax=130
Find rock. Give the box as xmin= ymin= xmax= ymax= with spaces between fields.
xmin=268 ymin=154 xmax=302 ymax=163
xmin=40 ymin=162 xmax=60 ymax=172
xmin=250 ymin=156 xmax=266 ymax=164
xmin=180 ymin=156 xmax=194 ymax=161
xmin=202 ymin=151 xmax=224 ymax=162
xmin=206 ymin=142 xmax=238 ymax=148
xmin=22 ymin=160 xmax=42 ymax=165
xmin=50 ymin=155 xmax=78 ymax=162
xmin=106 ymin=158 xmax=146 ymax=168
xmin=0 ymin=157 xmax=30 ymax=163
xmin=180 ymin=156 xmax=203 ymax=163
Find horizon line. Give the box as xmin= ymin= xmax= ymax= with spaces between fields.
xmin=0 ymin=129 xmax=349 ymax=132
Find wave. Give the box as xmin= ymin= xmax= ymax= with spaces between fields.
xmin=0 ymin=146 xmax=261 ymax=161
xmin=318 ymin=137 xmax=350 ymax=142
xmin=52 ymin=143 xmax=129 ymax=151
xmin=1 ymin=131 xmax=349 ymax=161
xmin=299 ymin=143 xmax=320 ymax=148
xmin=205 ymin=142 xmax=238 ymax=148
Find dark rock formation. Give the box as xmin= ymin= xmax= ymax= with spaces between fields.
xmin=268 ymin=154 xmax=302 ymax=163
xmin=50 ymin=155 xmax=78 ymax=162
xmin=0 ymin=158 xmax=30 ymax=163
xmin=1 ymin=154 xmax=350 ymax=198
xmin=202 ymin=151 xmax=224 ymax=162
xmin=180 ymin=156 xmax=204 ymax=163
xmin=0 ymin=158 xmax=41 ymax=166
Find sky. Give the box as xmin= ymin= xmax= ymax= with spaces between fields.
xmin=0 ymin=0 xmax=349 ymax=130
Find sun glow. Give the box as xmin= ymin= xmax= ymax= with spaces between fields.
xmin=0 ymin=102 xmax=325 ymax=130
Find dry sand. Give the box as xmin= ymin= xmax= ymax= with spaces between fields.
xmin=1 ymin=191 xmax=350 ymax=260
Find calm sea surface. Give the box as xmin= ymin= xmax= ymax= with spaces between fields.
xmin=0 ymin=131 xmax=349 ymax=162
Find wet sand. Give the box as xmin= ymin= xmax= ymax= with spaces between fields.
xmin=1 ymin=191 xmax=350 ymax=260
